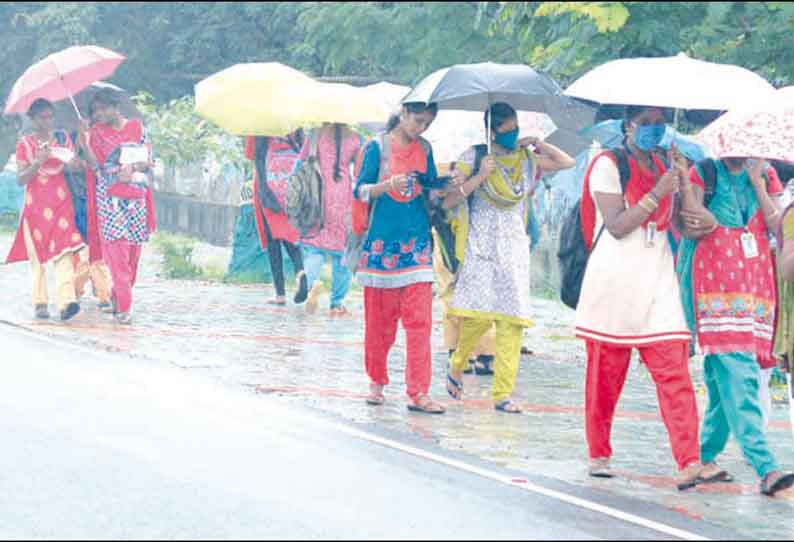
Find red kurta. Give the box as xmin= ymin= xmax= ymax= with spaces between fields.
xmin=6 ymin=134 xmax=84 ymax=264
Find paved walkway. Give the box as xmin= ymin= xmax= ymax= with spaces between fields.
xmin=0 ymin=233 xmax=792 ymax=539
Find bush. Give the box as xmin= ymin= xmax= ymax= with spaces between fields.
xmin=150 ymin=232 xmax=204 ymax=280
xmin=0 ymin=211 xmax=18 ymax=233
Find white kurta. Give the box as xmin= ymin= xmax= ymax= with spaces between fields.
xmin=574 ymin=155 xmax=690 ymax=346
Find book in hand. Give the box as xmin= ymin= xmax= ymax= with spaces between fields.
xmin=119 ymin=144 xmax=150 ymax=166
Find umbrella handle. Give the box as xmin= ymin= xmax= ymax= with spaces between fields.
xmin=67 ymin=91 xmax=83 ymax=122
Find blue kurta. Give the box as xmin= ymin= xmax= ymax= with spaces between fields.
xmin=353 ymin=138 xmax=438 ymax=289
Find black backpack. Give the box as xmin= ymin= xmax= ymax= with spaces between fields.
xmin=558 ymin=147 xmax=632 ymax=310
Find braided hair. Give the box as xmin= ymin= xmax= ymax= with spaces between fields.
xmin=333 ymin=124 xmax=343 ymax=182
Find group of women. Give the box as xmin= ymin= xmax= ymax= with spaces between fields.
xmin=6 ymin=89 xmax=154 ymax=325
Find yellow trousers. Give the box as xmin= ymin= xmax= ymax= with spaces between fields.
xmin=73 ymin=247 xmax=112 ymax=303
xmin=451 ymin=318 xmax=523 ymax=403
xmin=22 ymin=220 xmax=77 ymax=311
xmin=433 ymin=233 xmax=495 ymax=356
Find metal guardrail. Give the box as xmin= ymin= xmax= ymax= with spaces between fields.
xmin=152 ymin=191 xmax=238 ymax=247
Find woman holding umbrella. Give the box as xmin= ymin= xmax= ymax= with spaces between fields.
xmin=5 ymin=98 xmax=85 ymax=321
xmin=574 ymin=105 xmax=705 ymax=489
xmin=443 ymin=102 xmax=575 ymax=413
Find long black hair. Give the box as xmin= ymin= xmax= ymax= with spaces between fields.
xmin=333 ymin=123 xmax=342 ymax=182
xmin=385 ymin=102 xmax=439 ymax=132
xmin=254 ymin=136 xmax=270 ymax=184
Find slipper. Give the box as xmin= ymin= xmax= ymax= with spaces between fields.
xmin=407 ymin=395 xmax=445 ymax=414
xmin=761 ymin=472 xmax=794 ymax=496
xmin=267 ymin=298 xmax=287 ymax=306
xmin=365 ymin=393 xmax=385 ymax=406
xmin=495 ymin=399 xmax=522 ymax=414
xmin=699 ymin=464 xmax=734 ymax=484
xmin=446 ymin=372 xmax=463 ymax=400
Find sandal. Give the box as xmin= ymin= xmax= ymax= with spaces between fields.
xmin=446 ymin=368 xmax=463 ymax=400
xmin=474 ymin=355 xmax=495 ymax=376
xmin=365 ymin=383 xmax=385 ymax=406
xmin=699 ymin=462 xmax=734 ymax=484
xmin=495 ymin=399 xmax=522 ymax=414
xmin=407 ymin=394 xmax=445 ymax=414
xmin=761 ymin=471 xmax=794 ymax=497
xmin=267 ymin=296 xmax=287 ymax=306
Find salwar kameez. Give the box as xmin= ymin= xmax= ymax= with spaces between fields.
xmin=448 ymin=146 xmax=536 ymax=402
xmin=576 ymin=151 xmax=699 ymax=469
xmin=676 ymin=161 xmax=784 ymax=478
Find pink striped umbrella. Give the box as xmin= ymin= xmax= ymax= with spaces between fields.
xmin=4 ymin=45 xmax=126 ymax=116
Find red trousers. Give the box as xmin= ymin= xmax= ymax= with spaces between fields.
xmin=364 ymin=283 xmax=433 ymax=400
xmin=103 ymin=239 xmax=142 ymax=314
xmin=585 ymin=340 xmax=700 ymax=470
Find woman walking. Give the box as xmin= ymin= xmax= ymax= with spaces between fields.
xmin=354 ymin=102 xmax=445 ymax=414
xmin=575 ymin=105 xmax=704 ymax=489
xmin=5 ymin=98 xmax=84 ymax=321
xmin=444 ymin=102 xmax=574 ymax=413
xmin=85 ymin=89 xmax=156 ymax=325
xmin=677 ymin=156 xmax=794 ymax=496
xmin=302 ymin=123 xmax=362 ymax=316
xmin=246 ymin=132 xmax=308 ymax=305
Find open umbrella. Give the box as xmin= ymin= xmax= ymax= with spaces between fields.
xmin=19 ymin=81 xmax=140 ymax=134
xmin=698 ymin=87 xmax=794 ymax=162
xmin=195 ymin=62 xmax=318 ymax=136
xmin=565 ymin=53 xmax=775 ymax=111
xmin=4 ymin=45 xmax=126 ymax=117
xmin=401 ymin=62 xmax=596 ymax=153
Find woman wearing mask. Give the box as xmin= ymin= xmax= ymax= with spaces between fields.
xmin=354 ymin=102 xmax=445 ymax=414
xmin=246 ymin=131 xmax=309 ymax=305
xmin=677 ymin=155 xmax=794 ymax=496
xmin=302 ymin=123 xmax=362 ymax=316
xmin=575 ymin=105 xmax=705 ymax=489
xmin=443 ymin=102 xmax=575 ymax=413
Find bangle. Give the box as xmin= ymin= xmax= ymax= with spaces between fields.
xmin=389 ymin=178 xmax=395 ymax=190
xmin=767 ymin=210 xmax=780 ymax=221
xmin=646 ymin=191 xmax=659 ymax=204
xmin=638 ymin=195 xmax=657 ymax=213
xmin=458 ymin=185 xmax=467 ymax=198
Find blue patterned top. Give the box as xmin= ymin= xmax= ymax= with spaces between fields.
xmin=353 ymin=138 xmax=438 ymax=289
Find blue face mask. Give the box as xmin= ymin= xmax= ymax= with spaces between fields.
xmin=633 ymin=123 xmax=666 ymax=152
xmin=494 ymin=128 xmax=519 ymax=151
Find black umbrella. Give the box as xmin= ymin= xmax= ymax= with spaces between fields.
xmin=401 ymin=62 xmax=596 ymax=154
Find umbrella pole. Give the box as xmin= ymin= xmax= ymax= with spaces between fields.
xmin=789 ymin=373 xmax=794 ymax=450
xmin=487 ymin=108 xmax=491 ymax=154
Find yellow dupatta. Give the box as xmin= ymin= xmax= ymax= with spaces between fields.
xmin=448 ymin=147 xmax=536 ymax=266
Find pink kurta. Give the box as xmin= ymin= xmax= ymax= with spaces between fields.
xmin=301 ymin=128 xmax=362 ymax=253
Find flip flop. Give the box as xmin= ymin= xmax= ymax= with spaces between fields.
xmin=446 ymin=372 xmax=463 ymax=400
xmin=495 ymin=399 xmax=522 ymax=414
xmin=365 ymin=394 xmax=385 ymax=406
xmin=407 ymin=395 xmax=445 ymax=414
xmin=761 ymin=472 xmax=794 ymax=496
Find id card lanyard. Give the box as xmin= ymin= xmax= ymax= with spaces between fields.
xmin=731 ymin=175 xmax=759 ymax=259
xmin=625 ymin=144 xmax=660 ymax=248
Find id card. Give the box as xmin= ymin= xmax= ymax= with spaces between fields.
xmin=119 ymin=144 xmax=149 ymax=165
xmin=741 ymin=231 xmax=759 ymax=259
xmin=645 ymin=221 xmax=657 ymax=248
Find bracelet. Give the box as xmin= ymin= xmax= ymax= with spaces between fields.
xmin=646 ymin=191 xmax=660 ymax=205
xmin=767 ymin=209 xmax=780 ymax=221
xmin=389 ymin=178 xmax=395 ymax=190
xmin=458 ymin=185 xmax=467 ymax=198
xmin=638 ymin=195 xmax=658 ymax=213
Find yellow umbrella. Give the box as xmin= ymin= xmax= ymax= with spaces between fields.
xmin=194 ymin=62 xmax=318 ymax=136
xmin=195 ymin=63 xmax=393 ymax=135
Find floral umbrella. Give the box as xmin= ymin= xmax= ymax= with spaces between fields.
xmin=698 ymin=88 xmax=794 ymax=162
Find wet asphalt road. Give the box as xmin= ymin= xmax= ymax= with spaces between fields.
xmin=0 ymin=324 xmax=740 ymax=540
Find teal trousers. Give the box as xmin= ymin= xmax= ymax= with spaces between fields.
xmin=701 ymin=352 xmax=779 ymax=478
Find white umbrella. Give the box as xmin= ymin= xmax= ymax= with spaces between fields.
xmin=565 ymin=53 xmax=775 ymax=111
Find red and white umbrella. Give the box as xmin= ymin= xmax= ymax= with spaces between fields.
xmin=698 ymin=87 xmax=794 ymax=162
xmin=4 ymin=45 xmax=126 ymax=117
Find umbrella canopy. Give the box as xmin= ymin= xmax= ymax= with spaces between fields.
xmin=581 ymin=119 xmax=709 ymax=162
xmin=195 ymin=63 xmax=393 ymax=136
xmin=698 ymin=87 xmax=794 ymax=162
xmin=401 ymin=62 xmax=596 ymax=134
xmin=4 ymin=45 xmax=125 ymax=115
xmin=195 ymin=62 xmax=318 ymax=136
xmin=565 ymin=53 xmax=775 ymax=111
xmin=360 ymin=81 xmax=410 ymax=113
xmin=19 ymin=81 xmax=140 ymax=134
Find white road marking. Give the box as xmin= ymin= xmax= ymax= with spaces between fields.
xmin=4 ymin=322 xmax=710 ymax=540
